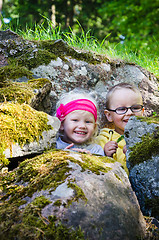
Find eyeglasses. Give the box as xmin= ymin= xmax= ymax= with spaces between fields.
xmin=107 ymin=104 xmax=143 ymax=115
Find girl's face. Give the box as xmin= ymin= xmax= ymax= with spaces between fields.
xmin=60 ymin=110 xmax=96 ymax=144
xmin=104 ymin=88 xmax=144 ymax=135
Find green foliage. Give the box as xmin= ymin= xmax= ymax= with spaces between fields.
xmin=1 ymin=1 xmax=159 ymax=76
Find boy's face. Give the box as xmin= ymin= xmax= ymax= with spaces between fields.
xmin=60 ymin=110 xmax=96 ymax=144
xmin=104 ymin=88 xmax=144 ymax=135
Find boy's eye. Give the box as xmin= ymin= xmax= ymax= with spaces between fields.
xmin=131 ymin=105 xmax=142 ymax=111
xmin=116 ymin=107 xmax=127 ymax=114
xmin=118 ymin=107 xmax=127 ymax=111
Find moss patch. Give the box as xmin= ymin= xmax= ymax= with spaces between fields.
xmin=0 ymin=65 xmax=33 ymax=86
xmin=145 ymin=196 xmax=159 ymax=220
xmin=0 ymin=102 xmax=52 ymax=167
xmin=0 ymin=82 xmax=34 ymax=103
xmin=137 ymin=115 xmax=159 ymax=125
xmin=28 ymin=78 xmax=51 ymax=89
xmin=10 ymin=49 xmax=57 ymax=70
xmin=0 ymin=197 xmax=85 ymax=240
xmin=70 ymin=153 xmax=113 ymax=175
xmin=39 ymin=39 xmax=109 ymax=64
xmin=0 ymin=78 xmax=51 ymax=104
xmin=128 ymin=128 xmax=159 ymax=167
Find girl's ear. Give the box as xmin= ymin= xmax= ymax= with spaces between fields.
xmin=60 ymin=121 xmax=64 ymax=130
xmin=94 ymin=122 xmax=97 ymax=131
xmin=104 ymin=110 xmax=113 ymax=122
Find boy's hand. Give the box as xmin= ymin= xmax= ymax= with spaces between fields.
xmin=104 ymin=141 xmax=118 ymax=157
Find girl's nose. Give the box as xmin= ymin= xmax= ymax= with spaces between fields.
xmin=79 ymin=121 xmax=86 ymax=128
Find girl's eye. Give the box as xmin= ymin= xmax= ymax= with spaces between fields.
xmin=72 ymin=119 xmax=78 ymax=122
xmin=86 ymin=120 xmax=93 ymax=123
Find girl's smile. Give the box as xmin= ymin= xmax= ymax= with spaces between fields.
xmin=60 ymin=110 xmax=96 ymax=144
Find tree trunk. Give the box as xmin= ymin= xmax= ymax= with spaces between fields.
xmin=51 ymin=4 xmax=56 ymax=27
xmin=0 ymin=0 xmax=2 ymax=28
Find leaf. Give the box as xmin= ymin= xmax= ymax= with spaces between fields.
xmin=116 ymin=135 xmax=124 ymax=143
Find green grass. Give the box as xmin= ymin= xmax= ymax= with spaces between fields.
xmin=1 ymin=17 xmax=159 ymax=77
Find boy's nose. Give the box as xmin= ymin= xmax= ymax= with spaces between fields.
xmin=126 ymin=108 xmax=134 ymax=115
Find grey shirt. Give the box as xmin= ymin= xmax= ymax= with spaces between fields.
xmin=56 ymin=137 xmax=105 ymax=156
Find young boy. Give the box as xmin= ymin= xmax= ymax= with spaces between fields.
xmin=96 ymin=83 xmax=144 ymax=163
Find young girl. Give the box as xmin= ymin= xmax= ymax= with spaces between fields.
xmin=56 ymin=89 xmax=105 ymax=156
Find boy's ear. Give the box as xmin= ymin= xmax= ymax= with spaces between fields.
xmin=104 ymin=110 xmax=113 ymax=122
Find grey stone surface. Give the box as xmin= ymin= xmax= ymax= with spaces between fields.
xmin=124 ymin=116 xmax=159 ymax=219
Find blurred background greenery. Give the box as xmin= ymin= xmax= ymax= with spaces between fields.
xmin=0 ymin=0 xmax=159 ymax=76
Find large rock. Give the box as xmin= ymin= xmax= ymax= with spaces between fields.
xmin=0 ymin=150 xmax=147 ymax=240
xmin=0 ymin=102 xmax=60 ymax=167
xmin=124 ymin=115 xmax=159 ymax=220
xmin=0 ymin=30 xmax=158 ymax=127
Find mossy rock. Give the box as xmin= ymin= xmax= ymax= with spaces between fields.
xmin=0 ymin=73 xmax=51 ymax=103
xmin=125 ymin=116 xmax=159 ymax=220
xmin=0 ymin=149 xmax=147 ymax=240
xmin=126 ymin=116 xmax=159 ymax=167
xmin=0 ymin=102 xmax=60 ymax=167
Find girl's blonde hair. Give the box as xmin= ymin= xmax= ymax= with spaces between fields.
xmin=56 ymin=88 xmax=99 ymax=142
xmin=56 ymin=88 xmax=98 ymax=109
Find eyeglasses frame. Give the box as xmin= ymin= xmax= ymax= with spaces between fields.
xmin=106 ymin=104 xmax=144 ymax=115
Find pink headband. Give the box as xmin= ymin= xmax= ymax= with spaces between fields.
xmin=56 ymin=99 xmax=97 ymax=122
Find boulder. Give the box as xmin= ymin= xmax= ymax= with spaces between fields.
xmin=0 ymin=102 xmax=60 ymax=167
xmin=0 ymin=150 xmax=147 ymax=240
xmin=125 ymin=115 xmax=159 ymax=220
xmin=0 ymin=30 xmax=158 ymax=127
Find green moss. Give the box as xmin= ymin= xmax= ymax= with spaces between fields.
xmin=71 ymin=153 xmax=113 ymax=175
xmin=28 ymin=78 xmax=51 ymax=89
xmin=53 ymin=199 xmax=63 ymax=207
xmin=10 ymin=49 xmax=57 ymax=70
xmin=0 ymin=78 xmax=51 ymax=104
xmin=0 ymin=150 xmax=89 ymax=239
xmin=39 ymin=39 xmax=109 ymax=65
xmin=0 ymin=82 xmax=34 ymax=103
xmin=0 ymin=197 xmax=85 ymax=240
xmin=0 ymin=102 xmax=52 ymax=166
xmin=137 ymin=115 xmax=159 ymax=125
xmin=114 ymin=173 xmax=123 ymax=182
xmin=145 ymin=196 xmax=159 ymax=220
xmin=67 ymin=180 xmax=87 ymax=204
xmin=0 ymin=65 xmax=33 ymax=85
xmin=128 ymin=128 xmax=159 ymax=167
